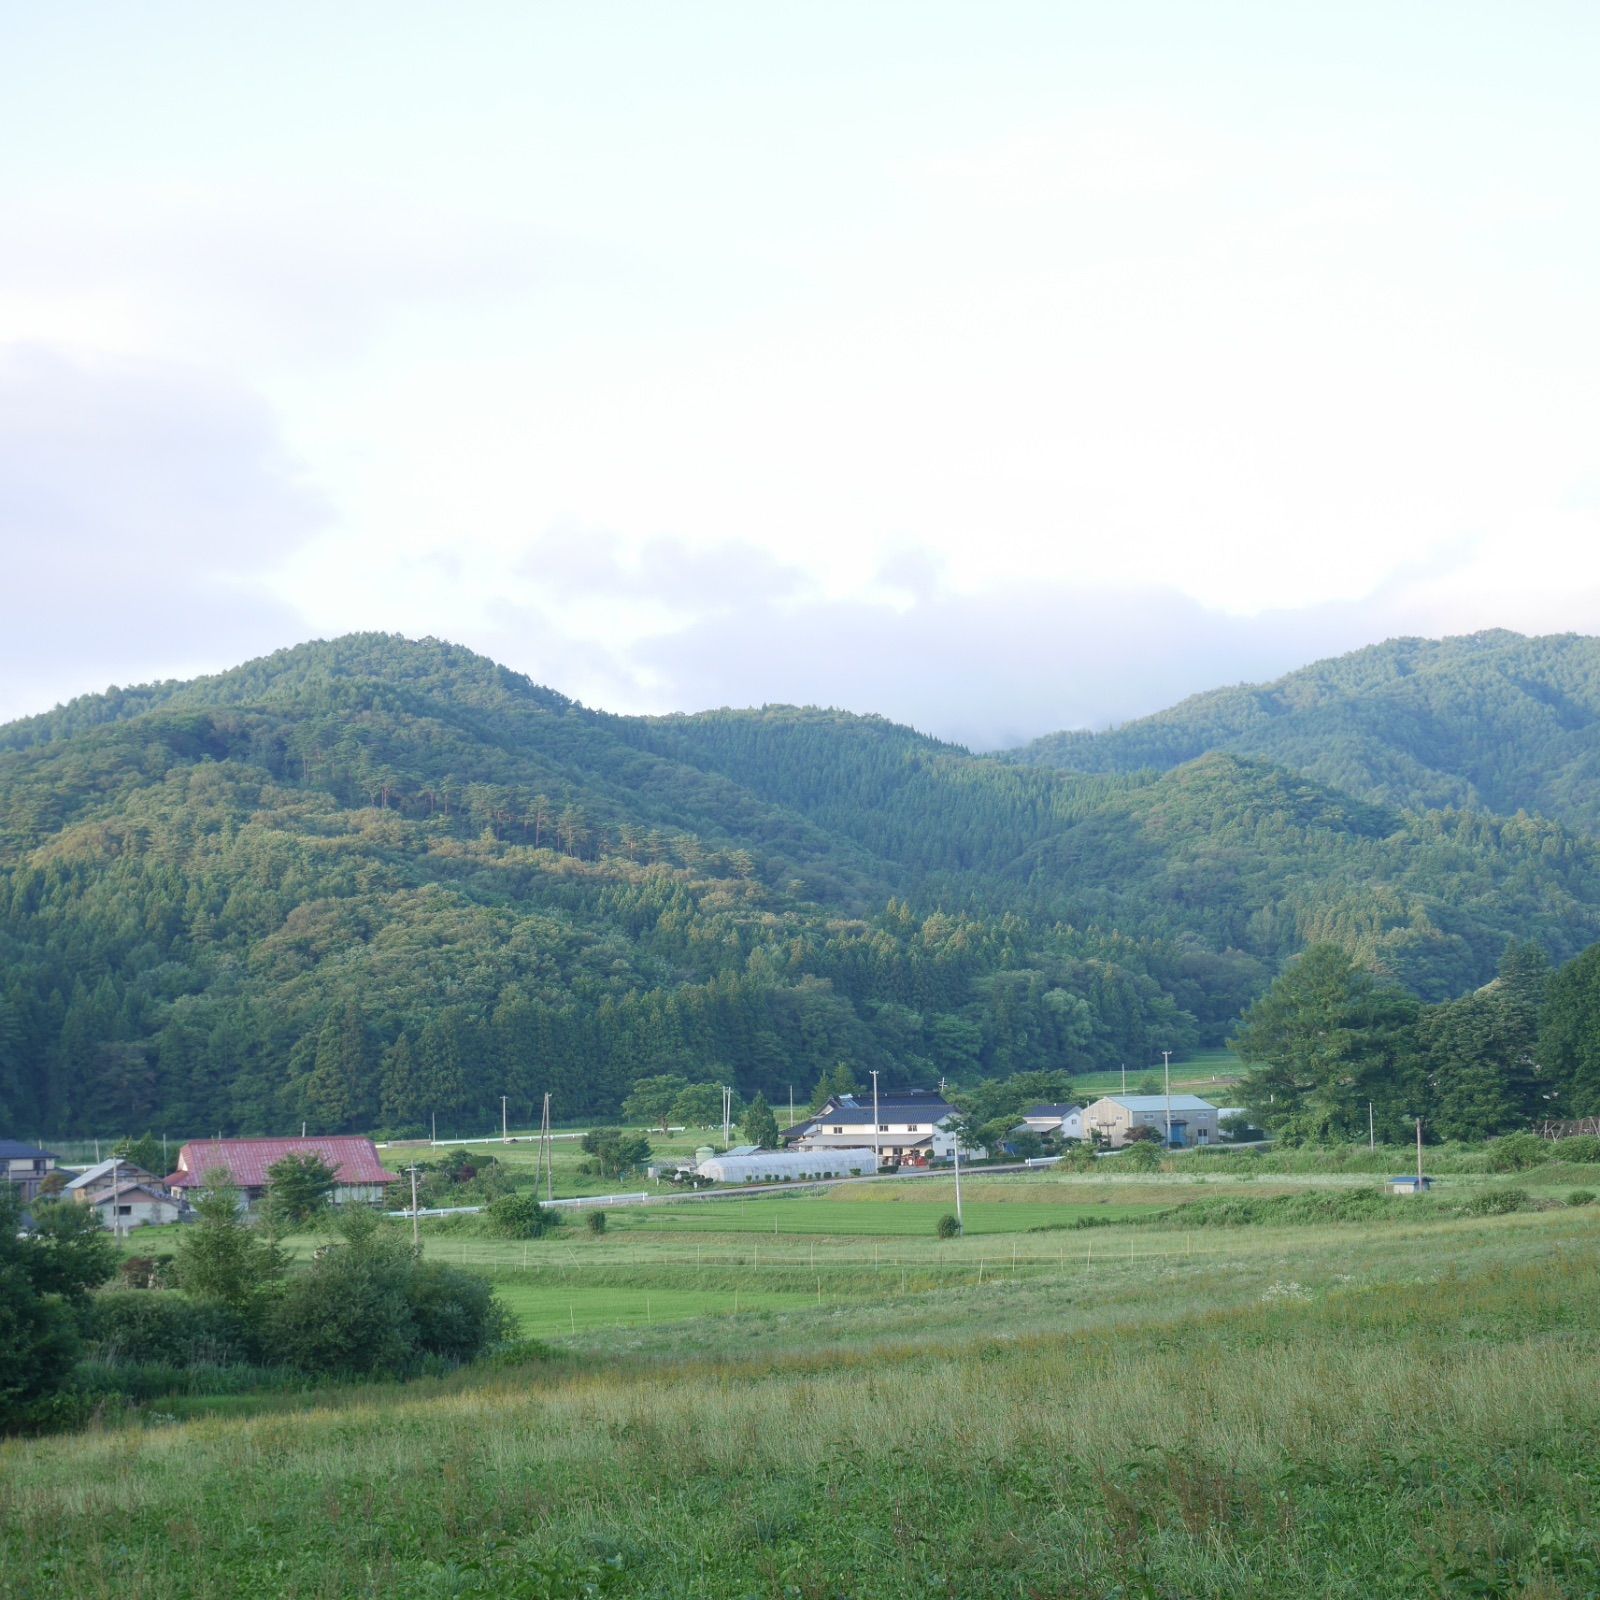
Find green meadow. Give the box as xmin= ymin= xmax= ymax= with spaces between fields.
xmin=7 ymin=1159 xmax=1599 ymax=1598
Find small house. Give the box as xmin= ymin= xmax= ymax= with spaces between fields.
xmin=0 ymin=1140 xmax=58 ymax=1203
xmin=86 ymin=1183 xmax=184 ymax=1230
xmin=1021 ymin=1104 xmax=1084 ymax=1141
xmin=64 ymin=1157 xmax=164 ymax=1203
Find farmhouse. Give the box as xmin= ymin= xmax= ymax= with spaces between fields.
xmin=86 ymin=1183 xmax=184 ymax=1229
xmin=0 ymin=1139 xmax=58 ymax=1203
xmin=1082 ymin=1094 xmax=1220 ymax=1149
xmin=64 ymin=1157 xmax=164 ymax=1202
xmin=696 ymin=1148 xmax=877 ymax=1183
xmin=164 ymin=1136 xmax=398 ymax=1207
xmin=783 ymin=1089 xmax=983 ymax=1168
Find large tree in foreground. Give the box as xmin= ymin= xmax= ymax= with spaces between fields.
xmin=1231 ymin=944 xmax=1422 ymax=1142
xmin=0 ymin=1189 xmax=118 ymax=1431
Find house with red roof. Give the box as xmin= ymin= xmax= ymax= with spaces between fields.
xmin=164 ymin=1136 xmax=399 ymax=1209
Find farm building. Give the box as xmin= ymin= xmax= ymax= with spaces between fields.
xmin=1021 ymin=1104 xmax=1084 ymax=1139
xmin=783 ymin=1090 xmax=983 ymax=1168
xmin=1 ymin=1140 xmax=58 ymax=1203
xmin=1387 ymin=1175 xmax=1434 ymax=1195
xmin=696 ymin=1148 xmax=877 ymax=1183
xmin=1083 ymin=1094 xmax=1220 ymax=1149
xmin=164 ymin=1136 xmax=398 ymax=1207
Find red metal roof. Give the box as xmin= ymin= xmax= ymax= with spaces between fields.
xmin=165 ymin=1137 xmax=399 ymax=1190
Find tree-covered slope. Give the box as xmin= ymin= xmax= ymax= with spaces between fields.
xmin=4 ymin=633 xmax=1598 ymax=1137
xmin=1009 ymin=631 xmax=1600 ymax=832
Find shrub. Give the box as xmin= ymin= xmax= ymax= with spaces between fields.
xmin=266 ymin=1208 xmax=508 ymax=1377
xmin=1120 ymin=1141 xmax=1162 ymax=1171
xmin=86 ymin=1291 xmax=260 ymax=1367
xmin=1555 ymin=1135 xmax=1600 ymax=1164
xmin=585 ymin=1210 xmax=607 ymax=1235
xmin=405 ymin=1261 xmax=513 ymax=1363
xmin=1567 ymin=1190 xmax=1596 ymax=1207
xmin=1460 ymin=1187 xmax=1531 ymax=1216
xmin=1486 ymin=1133 xmax=1547 ymax=1173
xmin=935 ymin=1214 xmax=962 ymax=1239
xmin=485 ymin=1192 xmax=559 ymax=1239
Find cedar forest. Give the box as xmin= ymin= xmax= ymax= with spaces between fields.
xmin=4 ymin=629 xmax=1600 ymax=1141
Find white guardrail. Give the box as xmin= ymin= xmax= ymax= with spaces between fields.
xmin=385 ymin=1191 xmax=650 ymax=1220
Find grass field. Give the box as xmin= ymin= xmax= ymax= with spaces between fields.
xmin=10 ymin=1196 xmax=1600 ymax=1598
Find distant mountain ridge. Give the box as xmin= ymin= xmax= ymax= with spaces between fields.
xmin=3 ymin=631 xmax=1598 ymax=1136
xmin=1008 ymin=631 xmax=1600 ymax=833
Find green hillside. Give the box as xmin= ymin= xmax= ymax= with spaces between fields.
xmin=1010 ymin=630 xmax=1600 ymax=830
xmin=3 ymin=634 xmax=1598 ymax=1137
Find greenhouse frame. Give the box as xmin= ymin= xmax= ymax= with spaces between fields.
xmin=695 ymin=1148 xmax=878 ymax=1183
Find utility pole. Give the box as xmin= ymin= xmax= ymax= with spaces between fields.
xmin=539 ymin=1094 xmax=553 ymax=1202
xmin=1162 ymin=1050 xmax=1172 ymax=1148
xmin=109 ymin=1156 xmax=124 ymax=1242
xmin=431 ymin=1111 xmax=437 ymax=1147
xmin=952 ymin=1122 xmax=964 ymax=1234
xmin=1369 ymin=1102 xmax=1375 ymax=1150
xmin=722 ymin=1086 xmax=732 ymax=1148
xmin=788 ymin=1085 xmax=794 ymax=1126
xmin=870 ymin=1070 xmax=881 ymax=1169
xmin=501 ymin=1096 xmax=509 ymax=1144
xmin=1416 ymin=1116 xmax=1424 ymax=1189
xmin=407 ymin=1165 xmax=421 ymax=1248
xmin=1121 ymin=1062 xmax=1126 ymax=1094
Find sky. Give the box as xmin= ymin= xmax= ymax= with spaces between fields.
xmin=2 ymin=2 xmax=1598 ymax=748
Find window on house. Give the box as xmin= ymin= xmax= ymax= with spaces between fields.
xmin=831 ymin=1126 xmax=843 ymax=1134
xmin=906 ymin=1125 xmax=919 ymax=1132
xmin=878 ymin=1124 xmax=889 ymax=1132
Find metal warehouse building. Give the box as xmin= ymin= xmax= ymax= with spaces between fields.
xmin=696 ymin=1148 xmax=877 ymax=1183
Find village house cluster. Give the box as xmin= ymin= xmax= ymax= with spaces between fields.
xmin=4 ymin=1088 xmax=1248 ymax=1226
xmin=0 ymin=1135 xmax=399 ymax=1230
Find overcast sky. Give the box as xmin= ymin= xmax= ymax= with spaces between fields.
xmin=3 ymin=2 xmax=1598 ymax=747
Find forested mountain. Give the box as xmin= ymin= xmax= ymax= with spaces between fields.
xmin=3 ymin=633 xmax=1599 ymax=1137
xmin=1010 ymin=631 xmax=1600 ymax=832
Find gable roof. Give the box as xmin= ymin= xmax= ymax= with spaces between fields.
xmin=810 ymin=1094 xmax=953 ymax=1122
xmin=64 ymin=1157 xmax=160 ymax=1191
xmin=88 ymin=1184 xmax=174 ymax=1207
xmin=1024 ymin=1105 xmax=1082 ymax=1119
xmin=167 ymin=1137 xmax=398 ymax=1190
xmin=0 ymin=1140 xmax=56 ymax=1161
xmin=1092 ymin=1094 xmax=1218 ymax=1113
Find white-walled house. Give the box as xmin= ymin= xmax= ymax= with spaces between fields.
xmin=87 ymin=1183 xmax=184 ymax=1229
xmin=1082 ymin=1094 xmax=1220 ymax=1149
xmin=784 ymin=1090 xmax=985 ymax=1167
xmin=1021 ymin=1104 xmax=1084 ymax=1140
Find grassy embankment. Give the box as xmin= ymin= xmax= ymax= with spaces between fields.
xmin=8 ymin=1187 xmax=1600 ymax=1599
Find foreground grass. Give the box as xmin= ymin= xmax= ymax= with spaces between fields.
xmin=9 ymin=1210 xmax=1600 ymax=1598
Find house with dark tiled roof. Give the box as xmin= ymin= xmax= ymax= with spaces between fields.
xmin=164 ymin=1136 xmax=398 ymax=1208
xmin=0 ymin=1140 xmax=58 ymax=1203
xmin=782 ymin=1090 xmax=984 ymax=1168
